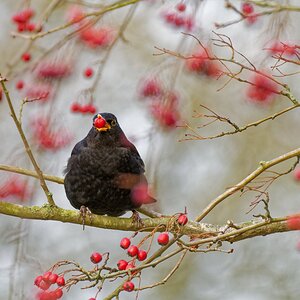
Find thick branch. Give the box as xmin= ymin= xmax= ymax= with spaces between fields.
xmin=0 ymin=201 xmax=294 ymax=243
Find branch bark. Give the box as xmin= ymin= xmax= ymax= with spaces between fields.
xmin=0 ymin=201 xmax=294 ymax=243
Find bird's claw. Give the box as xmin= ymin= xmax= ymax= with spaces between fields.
xmin=131 ymin=210 xmax=144 ymax=227
xmin=79 ymin=205 xmax=93 ymax=230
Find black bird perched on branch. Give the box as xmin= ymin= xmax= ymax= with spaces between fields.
xmin=64 ymin=113 xmax=155 ymax=220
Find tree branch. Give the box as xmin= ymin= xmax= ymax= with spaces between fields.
xmin=195 ymin=147 xmax=300 ymax=222
xmin=0 ymin=201 xmax=294 ymax=243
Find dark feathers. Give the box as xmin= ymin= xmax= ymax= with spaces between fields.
xmin=64 ymin=112 xmax=155 ymax=217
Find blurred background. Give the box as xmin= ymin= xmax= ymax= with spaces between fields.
xmin=0 ymin=0 xmax=300 ymax=299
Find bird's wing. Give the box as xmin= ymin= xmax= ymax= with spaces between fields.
xmin=119 ymin=133 xmax=145 ymax=172
xmin=63 ymin=139 xmax=87 ymax=174
xmin=71 ymin=139 xmax=88 ymax=156
xmin=113 ymin=173 xmax=157 ymax=204
xmin=114 ymin=173 xmax=147 ymax=190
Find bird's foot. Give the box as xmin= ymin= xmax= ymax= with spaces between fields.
xmin=79 ymin=205 xmax=93 ymax=230
xmin=131 ymin=210 xmax=144 ymax=227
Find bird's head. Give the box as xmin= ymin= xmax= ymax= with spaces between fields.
xmin=89 ymin=112 xmax=126 ymax=146
xmin=92 ymin=113 xmax=118 ymax=132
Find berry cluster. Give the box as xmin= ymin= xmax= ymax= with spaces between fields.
xmin=34 ymin=271 xmax=65 ymax=300
xmin=35 ymin=212 xmax=189 ymax=298
xmin=79 ymin=25 xmax=115 ymax=48
xmin=241 ymin=2 xmax=258 ymax=25
xmin=35 ymin=61 xmax=72 ymax=79
xmin=0 ymin=176 xmax=28 ymax=202
xmin=116 ymin=233 xmax=172 ymax=293
xmin=139 ymin=77 xmax=181 ymax=129
xmin=162 ymin=2 xmax=195 ymax=31
xmin=70 ymin=102 xmax=97 ymax=114
xmin=11 ymin=8 xmax=39 ymax=33
xmin=31 ymin=117 xmax=73 ymax=151
xmin=66 ymin=6 xmax=115 ymax=48
xmin=185 ymin=47 xmax=221 ymax=78
xmin=246 ymin=72 xmax=279 ymax=103
xmin=267 ymin=41 xmax=298 ymax=57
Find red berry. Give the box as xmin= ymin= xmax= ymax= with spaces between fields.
xmin=120 ymin=237 xmax=131 ymax=249
xmin=39 ymin=280 xmax=51 ymax=291
xmin=87 ymin=104 xmax=96 ymax=114
xmin=16 ymin=80 xmax=24 ymax=90
xmin=54 ymin=288 xmax=63 ymax=299
xmin=89 ymin=298 xmax=96 ymax=300
xmin=177 ymin=213 xmax=188 ymax=225
xmin=42 ymin=272 xmax=52 ymax=283
xmin=157 ymin=232 xmax=169 ymax=245
xmin=141 ymin=78 xmax=162 ymax=98
xmin=174 ymin=15 xmax=185 ymax=27
xmin=84 ymin=67 xmax=94 ymax=78
xmin=123 ymin=281 xmax=135 ymax=292
xmin=176 ymin=3 xmax=186 ymax=12
xmin=184 ymin=16 xmax=194 ymax=31
xmin=17 ymin=23 xmax=26 ymax=32
xmin=56 ymin=276 xmax=65 ymax=287
xmin=294 ymin=168 xmax=300 ymax=181
xmin=37 ymin=291 xmax=53 ymax=300
xmin=79 ymin=104 xmax=90 ymax=113
xmin=71 ymin=102 xmax=81 ymax=112
xmin=93 ymin=117 xmax=106 ymax=128
xmin=242 ymin=3 xmax=254 ymax=15
xmin=90 ymin=252 xmax=102 ymax=264
xmin=48 ymin=273 xmax=58 ymax=284
xmin=125 ymin=262 xmax=135 ymax=270
xmin=127 ymin=245 xmax=139 ymax=257
xmin=117 ymin=259 xmax=128 ymax=270
xmin=26 ymin=22 xmax=36 ymax=32
xmin=137 ymin=250 xmax=147 ymax=261
xmin=287 ymin=215 xmax=300 ymax=230
xmin=34 ymin=275 xmax=43 ymax=287
xmin=22 ymin=52 xmax=31 ymax=62
xmin=12 ymin=8 xmax=35 ymax=24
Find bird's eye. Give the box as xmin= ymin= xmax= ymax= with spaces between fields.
xmin=111 ymin=119 xmax=117 ymax=126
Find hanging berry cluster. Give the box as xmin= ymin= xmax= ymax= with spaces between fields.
xmin=161 ymin=2 xmax=195 ymax=32
xmin=34 ymin=272 xmax=65 ymax=300
xmin=33 ymin=212 xmax=189 ymax=299
xmin=139 ymin=77 xmax=181 ymax=129
xmin=0 ymin=176 xmax=29 ymax=202
xmin=12 ymin=7 xmax=40 ymax=32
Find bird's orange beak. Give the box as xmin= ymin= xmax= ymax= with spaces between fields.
xmin=94 ymin=114 xmax=111 ymax=131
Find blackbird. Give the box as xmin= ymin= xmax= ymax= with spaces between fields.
xmin=64 ymin=112 xmax=155 ymax=218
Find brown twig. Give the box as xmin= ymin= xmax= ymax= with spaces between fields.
xmin=0 ymin=76 xmax=55 ymax=206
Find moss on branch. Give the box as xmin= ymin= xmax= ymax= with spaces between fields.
xmin=0 ymin=201 xmax=293 ymax=243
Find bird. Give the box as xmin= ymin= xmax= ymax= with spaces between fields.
xmin=64 ymin=112 xmax=156 ymax=221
